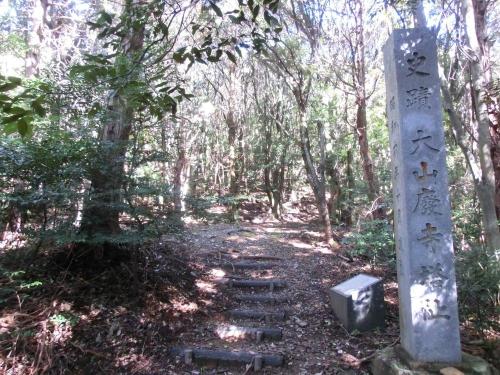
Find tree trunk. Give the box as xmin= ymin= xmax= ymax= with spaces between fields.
xmin=2 ymin=0 xmax=47 ymax=237
xmin=297 ymin=109 xmax=338 ymax=248
xmin=492 ymin=128 xmax=500 ymax=219
xmin=25 ymin=0 xmax=45 ymax=77
xmin=340 ymin=149 xmax=354 ymax=226
xmin=80 ymin=95 xmax=134 ymax=237
xmin=79 ymin=2 xmax=145 ymax=242
xmin=263 ymin=121 xmax=274 ymax=208
xmin=158 ymin=124 xmax=167 ymax=207
xmin=326 ymin=161 xmax=340 ymax=224
xmin=355 ymin=101 xmax=378 ymax=204
xmin=173 ymin=128 xmax=188 ymax=214
xmin=471 ymin=0 xmax=500 ymax=220
xmin=352 ymin=0 xmax=381 ymax=216
xmin=271 ymin=151 xmax=287 ymax=219
xmin=462 ymin=0 xmax=500 ymax=251
xmin=226 ymin=110 xmax=242 ymax=219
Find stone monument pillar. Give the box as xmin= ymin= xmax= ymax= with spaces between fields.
xmin=383 ymin=28 xmax=461 ymax=363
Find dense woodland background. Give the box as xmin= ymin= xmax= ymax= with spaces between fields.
xmin=0 ymin=0 xmax=499 ymax=373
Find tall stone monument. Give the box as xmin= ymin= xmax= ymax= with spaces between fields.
xmin=383 ymin=28 xmax=461 ymax=363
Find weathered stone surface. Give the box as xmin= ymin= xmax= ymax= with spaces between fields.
xmin=383 ymin=28 xmax=461 ymax=363
xmin=328 ymin=273 xmax=385 ymax=332
xmin=371 ymin=346 xmax=498 ymax=375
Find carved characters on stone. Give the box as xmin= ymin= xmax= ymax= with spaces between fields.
xmin=419 ymin=263 xmax=448 ymax=289
xmin=413 ymin=161 xmax=438 ymax=184
xmin=410 ymin=129 xmax=440 ymax=155
xmin=406 ymin=86 xmax=431 ymax=109
xmin=417 ymin=298 xmax=451 ymax=321
xmin=414 ymin=188 xmax=442 ymax=216
xmin=394 ymin=166 xmax=400 ymax=179
xmin=406 ymin=51 xmax=430 ymax=77
xmin=391 ymin=120 xmax=398 ymax=133
xmin=417 ymin=223 xmax=443 ymax=253
xmin=385 ymin=29 xmax=461 ymax=361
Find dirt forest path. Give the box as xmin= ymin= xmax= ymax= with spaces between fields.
xmin=167 ymin=220 xmax=399 ymax=374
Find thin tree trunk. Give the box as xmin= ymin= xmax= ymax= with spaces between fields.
xmin=226 ymin=109 xmax=242 ymax=220
xmin=326 ymin=162 xmax=340 ymax=224
xmin=263 ymin=121 xmax=274 ymax=208
xmin=355 ymin=102 xmax=378 ymax=204
xmin=341 ymin=149 xmax=354 ymax=226
xmin=3 ymin=0 xmax=46 ymax=236
xmin=173 ymin=126 xmax=188 ymax=214
xmin=25 ymin=0 xmax=45 ymax=77
xmin=297 ymin=110 xmax=338 ymax=248
xmin=462 ymin=0 xmax=500 ymax=251
xmin=271 ymin=151 xmax=287 ymax=219
xmin=352 ymin=0 xmax=381 ymax=215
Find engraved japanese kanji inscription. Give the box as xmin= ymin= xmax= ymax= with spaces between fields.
xmin=384 ymin=28 xmax=461 ymax=363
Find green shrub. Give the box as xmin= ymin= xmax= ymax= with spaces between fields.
xmin=344 ymin=219 xmax=396 ymax=270
xmin=456 ymin=247 xmax=500 ymax=333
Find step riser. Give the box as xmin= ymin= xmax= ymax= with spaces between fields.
xmin=222 ymin=262 xmax=278 ymax=270
xmin=231 ymin=255 xmax=284 ymax=261
xmin=216 ymin=326 xmax=283 ymax=342
xmin=236 ymin=294 xmax=289 ymax=304
xmin=229 ymin=310 xmax=287 ymax=322
xmin=228 ymin=279 xmax=288 ymax=290
xmin=177 ymin=348 xmax=284 ymax=369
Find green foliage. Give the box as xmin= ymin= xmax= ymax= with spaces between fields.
xmin=456 ymin=247 xmax=500 ymax=333
xmin=0 ymin=125 xmax=88 ymax=244
xmin=344 ymin=219 xmax=396 ymax=270
xmin=0 ymin=75 xmax=49 ymax=137
xmin=0 ymin=120 xmax=175 ymax=249
xmin=0 ymin=266 xmax=45 ymax=307
xmin=49 ymin=312 xmax=79 ymax=327
xmin=0 ymin=33 xmax=28 ymax=57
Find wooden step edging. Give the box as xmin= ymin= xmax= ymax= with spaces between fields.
xmin=227 ymin=279 xmax=287 ymax=291
xmin=222 ymin=262 xmax=279 ymax=271
xmin=172 ymin=348 xmax=284 ymax=370
xmin=235 ymin=294 xmax=289 ymax=304
xmin=235 ymin=255 xmax=284 ymax=261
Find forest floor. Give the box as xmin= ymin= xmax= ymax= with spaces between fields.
xmin=0 ymin=199 xmax=498 ymax=374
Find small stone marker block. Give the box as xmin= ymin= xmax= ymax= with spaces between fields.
xmin=329 ymin=274 xmax=385 ymax=332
